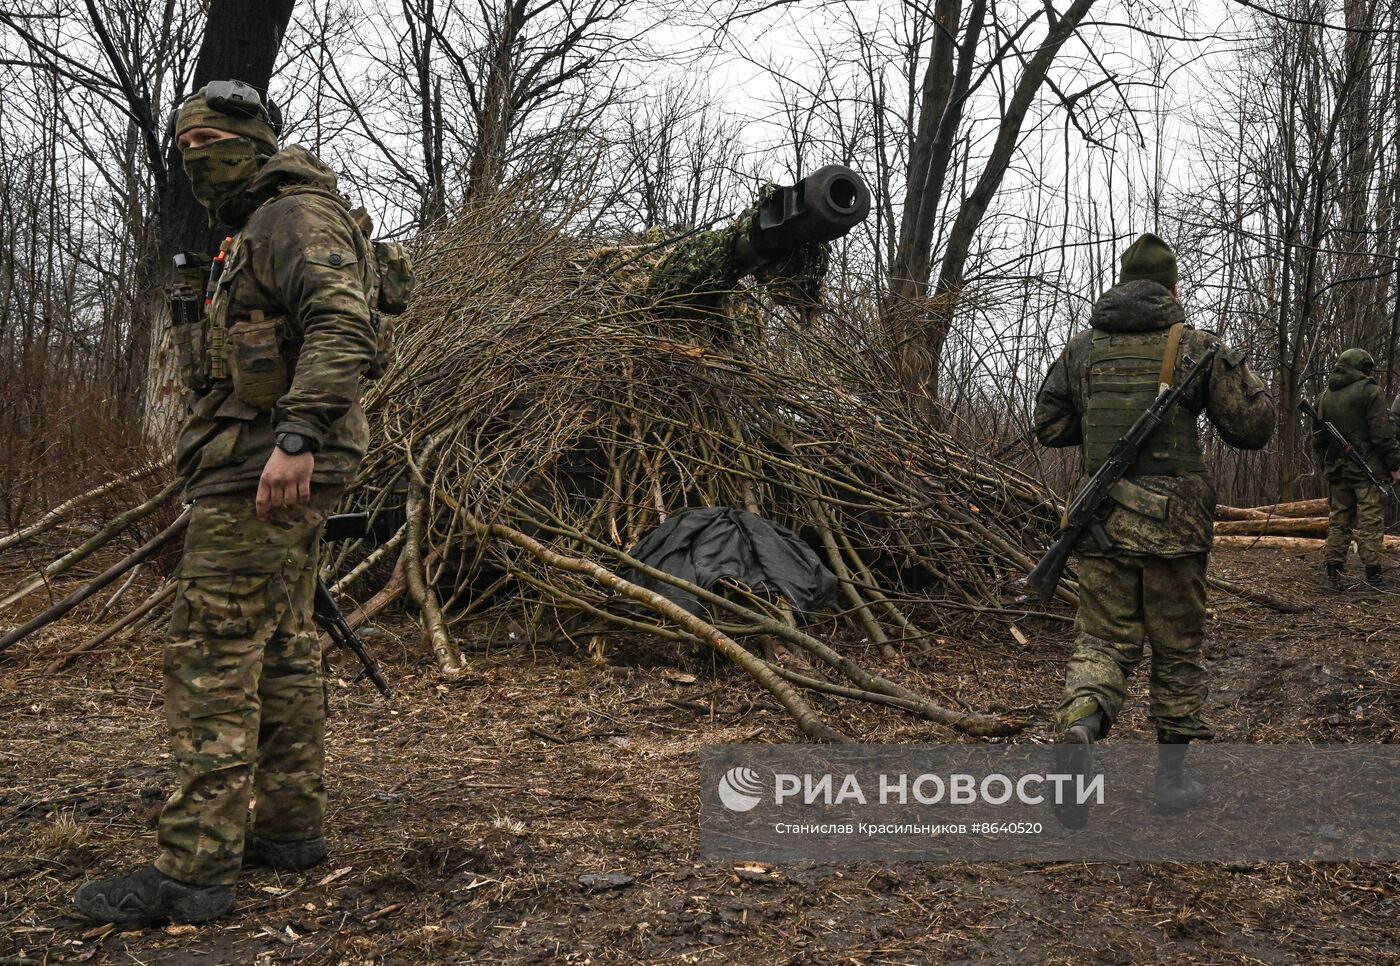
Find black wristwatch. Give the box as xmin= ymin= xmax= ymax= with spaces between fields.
xmin=275 ymin=432 xmax=316 ymax=455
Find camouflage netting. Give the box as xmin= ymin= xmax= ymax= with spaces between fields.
xmin=0 ymin=189 xmax=1067 ymax=741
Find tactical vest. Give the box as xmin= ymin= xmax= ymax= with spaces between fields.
xmin=172 ymin=232 xmax=277 ymax=404
xmin=1083 ymin=324 xmax=1205 ymax=476
xmin=171 ymin=183 xmax=409 ymax=399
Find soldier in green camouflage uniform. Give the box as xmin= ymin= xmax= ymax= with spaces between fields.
xmin=1312 ymin=348 xmax=1400 ymax=591
xmin=75 ymin=81 xmax=378 ymax=925
xmin=1034 ymin=233 xmax=1274 ymax=811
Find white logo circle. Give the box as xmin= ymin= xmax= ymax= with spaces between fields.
xmin=718 ymin=766 xmax=764 ymax=812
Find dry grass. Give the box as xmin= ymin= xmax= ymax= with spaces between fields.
xmin=36 ymin=810 xmax=88 ymax=854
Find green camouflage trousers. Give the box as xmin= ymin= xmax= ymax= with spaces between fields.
xmin=1324 ymin=482 xmax=1386 ymax=567
xmin=155 ymin=486 xmax=340 ymax=886
xmin=1055 ymin=552 xmax=1213 ymax=741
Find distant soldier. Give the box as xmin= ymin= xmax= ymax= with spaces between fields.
xmin=1034 ymin=233 xmax=1274 ymax=811
xmin=74 ymin=81 xmax=378 ymax=925
xmin=1312 ymin=348 xmax=1400 ymax=591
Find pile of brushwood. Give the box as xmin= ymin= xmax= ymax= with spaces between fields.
xmin=0 ymin=193 xmax=1071 ymax=741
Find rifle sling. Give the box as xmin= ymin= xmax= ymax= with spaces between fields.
xmin=1061 ymin=321 xmax=1190 ymax=530
xmin=1158 ymin=322 xmax=1185 ymax=393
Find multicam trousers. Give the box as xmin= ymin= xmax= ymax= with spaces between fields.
xmin=1324 ymin=482 xmax=1386 ymax=568
xmin=155 ymin=486 xmax=340 ymax=886
xmin=1054 ymin=552 xmax=1213 ymax=741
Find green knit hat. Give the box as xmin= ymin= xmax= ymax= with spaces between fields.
xmin=1118 ymin=232 xmax=1178 ymax=289
xmin=176 ymin=81 xmax=278 ymax=154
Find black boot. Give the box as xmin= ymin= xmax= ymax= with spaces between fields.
xmin=1053 ymin=711 xmax=1104 ymax=830
xmin=1325 ymin=563 xmax=1344 ymax=593
xmin=1154 ymin=738 xmax=1206 ymax=814
xmin=244 ymin=834 xmax=329 ymax=873
xmin=73 ymin=865 xmax=234 ymax=926
xmin=1066 ymin=711 xmax=1104 ymax=745
xmin=1365 ymin=566 xmax=1387 ymax=591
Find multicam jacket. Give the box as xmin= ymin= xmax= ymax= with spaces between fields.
xmin=1034 ymin=280 xmax=1276 ymax=556
xmin=175 ymin=147 xmax=378 ymax=500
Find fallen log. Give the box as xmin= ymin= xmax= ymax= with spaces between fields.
xmin=1214 ymin=516 xmax=1329 ymax=537
xmin=1215 ymin=534 xmax=1400 ymax=551
xmin=1246 ymin=498 xmax=1328 ymax=518
xmin=1215 ymin=505 xmax=1270 ymax=522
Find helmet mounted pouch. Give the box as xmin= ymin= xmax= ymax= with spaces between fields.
xmin=203 ymin=79 xmax=265 ymax=119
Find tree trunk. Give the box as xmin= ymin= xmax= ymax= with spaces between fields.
xmin=925 ymin=0 xmax=1099 ymax=396
xmin=883 ymin=0 xmax=965 ymax=398
xmin=1277 ymin=364 xmax=1299 ymax=502
xmin=465 ymin=0 xmax=526 ymax=203
xmin=883 ymin=0 xmax=1098 ymax=402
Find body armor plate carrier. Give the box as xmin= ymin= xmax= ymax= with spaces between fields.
xmin=1083 ymin=322 xmax=1205 ymax=476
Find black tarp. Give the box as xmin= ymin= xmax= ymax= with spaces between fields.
xmin=622 ymin=507 xmax=839 ymax=615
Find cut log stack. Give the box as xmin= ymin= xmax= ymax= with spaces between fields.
xmin=1213 ymin=498 xmax=1399 ymax=549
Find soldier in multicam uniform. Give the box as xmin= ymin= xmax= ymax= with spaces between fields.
xmin=1034 ymin=233 xmax=1275 ymax=812
xmin=75 ymin=80 xmax=378 ymax=925
xmin=1312 ymin=348 xmax=1400 ymax=592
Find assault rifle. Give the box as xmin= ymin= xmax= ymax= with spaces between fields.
xmin=1026 ymin=342 xmax=1221 ymax=600
xmin=1298 ymin=398 xmax=1393 ymax=502
xmin=317 ymin=512 xmax=393 ymax=699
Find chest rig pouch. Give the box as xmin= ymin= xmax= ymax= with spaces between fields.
xmin=169 ymin=251 xmax=211 ymax=391
xmin=205 ymin=234 xmax=290 ymax=410
xmin=1084 ymin=322 xmax=1205 ymax=478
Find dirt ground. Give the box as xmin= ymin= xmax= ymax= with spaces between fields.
xmin=1 ymin=546 xmax=1396 ymax=965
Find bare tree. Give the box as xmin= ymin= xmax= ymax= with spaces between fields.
xmin=1180 ymin=0 xmax=1400 ymax=501
xmin=0 ymin=0 xmax=295 ymax=434
xmin=885 ymin=0 xmax=1101 ymax=403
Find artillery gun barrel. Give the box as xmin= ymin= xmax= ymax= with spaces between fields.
xmin=733 ymin=165 xmax=871 ymax=275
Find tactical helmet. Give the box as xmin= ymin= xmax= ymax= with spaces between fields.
xmin=1336 ymin=347 xmax=1376 ymax=373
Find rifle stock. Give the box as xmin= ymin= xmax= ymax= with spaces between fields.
xmin=1026 ymin=531 xmax=1076 ymax=598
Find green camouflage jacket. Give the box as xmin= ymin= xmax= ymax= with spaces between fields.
xmin=1314 ymin=358 xmax=1400 ymax=484
xmin=1034 ymin=280 xmax=1276 ymax=556
xmin=175 ymin=147 xmax=377 ymax=500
